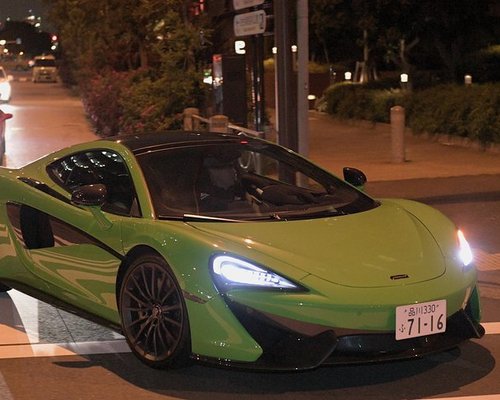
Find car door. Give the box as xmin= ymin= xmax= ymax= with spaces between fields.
xmin=7 ymin=149 xmax=140 ymax=319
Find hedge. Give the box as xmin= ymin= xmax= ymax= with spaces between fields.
xmin=80 ymin=68 xmax=206 ymax=137
xmin=321 ymin=82 xmax=500 ymax=144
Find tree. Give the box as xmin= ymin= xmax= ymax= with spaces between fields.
xmin=418 ymin=0 xmax=493 ymax=81
xmin=43 ymin=0 xmax=209 ymax=135
xmin=0 ymin=20 xmax=53 ymax=58
xmin=309 ymin=0 xmax=496 ymax=83
xmin=309 ymin=0 xmax=356 ymax=64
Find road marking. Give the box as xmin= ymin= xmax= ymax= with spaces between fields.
xmin=0 ymin=340 xmax=130 ymax=360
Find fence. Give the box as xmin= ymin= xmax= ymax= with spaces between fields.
xmin=183 ymin=108 xmax=264 ymax=139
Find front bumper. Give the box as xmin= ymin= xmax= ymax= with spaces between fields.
xmin=194 ymin=293 xmax=484 ymax=371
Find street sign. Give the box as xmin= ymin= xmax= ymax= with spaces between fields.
xmin=234 ymin=9 xmax=266 ymax=37
xmin=233 ymin=0 xmax=265 ymax=10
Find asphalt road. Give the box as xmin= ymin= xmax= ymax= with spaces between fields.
xmin=0 ymin=77 xmax=498 ymax=400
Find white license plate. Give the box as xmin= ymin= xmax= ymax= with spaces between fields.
xmin=395 ymin=299 xmax=446 ymax=340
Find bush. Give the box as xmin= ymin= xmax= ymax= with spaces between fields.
xmin=408 ymin=84 xmax=500 ymax=144
xmin=322 ymin=82 xmax=500 ymax=144
xmin=81 ymin=70 xmax=133 ymax=137
xmin=321 ymin=82 xmax=405 ymax=123
xmin=118 ymin=68 xmax=204 ymax=135
xmin=81 ymin=67 xmax=206 ymax=137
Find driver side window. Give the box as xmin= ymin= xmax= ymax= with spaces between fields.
xmin=47 ymin=150 xmax=140 ymax=217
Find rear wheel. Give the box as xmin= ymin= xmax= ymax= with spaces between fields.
xmin=118 ymin=254 xmax=190 ymax=369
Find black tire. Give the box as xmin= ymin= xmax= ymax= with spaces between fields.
xmin=0 ymin=283 xmax=11 ymax=292
xmin=118 ymin=254 xmax=191 ymax=369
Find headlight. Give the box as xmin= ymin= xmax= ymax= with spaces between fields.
xmin=457 ymin=229 xmax=473 ymax=267
xmin=211 ymin=255 xmax=304 ymax=291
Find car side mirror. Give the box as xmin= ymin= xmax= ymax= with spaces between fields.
xmin=71 ymin=184 xmax=107 ymax=207
xmin=343 ymin=167 xmax=367 ymax=190
xmin=7 ymin=75 xmax=14 ymax=82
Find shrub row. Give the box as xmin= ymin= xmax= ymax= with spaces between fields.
xmin=321 ymin=83 xmax=500 ymax=144
xmin=81 ymin=68 xmax=205 ymax=137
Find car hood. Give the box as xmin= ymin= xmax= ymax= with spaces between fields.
xmin=188 ymin=201 xmax=446 ymax=288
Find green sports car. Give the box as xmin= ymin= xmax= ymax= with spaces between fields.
xmin=0 ymin=131 xmax=484 ymax=370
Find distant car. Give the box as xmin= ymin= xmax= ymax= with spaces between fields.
xmin=32 ymin=55 xmax=57 ymax=83
xmin=0 ymin=67 xmax=13 ymax=102
xmin=0 ymin=131 xmax=484 ymax=370
xmin=0 ymin=109 xmax=12 ymax=164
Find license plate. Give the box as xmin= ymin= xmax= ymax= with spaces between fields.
xmin=395 ymin=299 xmax=446 ymax=340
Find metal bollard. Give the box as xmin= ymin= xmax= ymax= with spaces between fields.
xmin=209 ymin=115 xmax=229 ymax=133
xmin=183 ymin=107 xmax=199 ymax=131
xmin=390 ymin=106 xmax=406 ymax=163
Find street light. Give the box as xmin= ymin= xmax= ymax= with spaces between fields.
xmin=400 ymin=73 xmax=409 ymax=90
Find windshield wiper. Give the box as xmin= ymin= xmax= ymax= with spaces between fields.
xmin=270 ymin=208 xmax=346 ymax=220
xmin=158 ymin=213 xmax=243 ymax=222
xmin=182 ymin=214 xmax=242 ymax=222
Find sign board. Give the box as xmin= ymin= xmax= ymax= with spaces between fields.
xmin=234 ymin=10 xmax=266 ymax=37
xmin=233 ymin=0 xmax=265 ymax=10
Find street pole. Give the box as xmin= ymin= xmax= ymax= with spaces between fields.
xmin=297 ymin=0 xmax=309 ymax=157
xmin=252 ymin=34 xmax=265 ymax=132
xmin=274 ymin=0 xmax=298 ymax=152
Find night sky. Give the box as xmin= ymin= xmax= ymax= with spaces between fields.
xmin=0 ymin=0 xmax=46 ymax=22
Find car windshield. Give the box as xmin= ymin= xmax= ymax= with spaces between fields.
xmin=34 ymin=59 xmax=56 ymax=67
xmin=137 ymin=139 xmax=379 ymax=221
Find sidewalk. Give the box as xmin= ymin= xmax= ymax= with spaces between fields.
xmin=304 ymin=111 xmax=500 ymax=182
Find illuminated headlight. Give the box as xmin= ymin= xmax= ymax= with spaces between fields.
xmin=211 ymin=255 xmax=303 ymax=291
xmin=0 ymin=81 xmax=11 ymax=100
xmin=457 ymin=229 xmax=473 ymax=267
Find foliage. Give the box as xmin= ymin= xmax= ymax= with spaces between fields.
xmin=44 ymin=0 xmax=209 ymax=136
xmin=263 ymin=58 xmax=332 ymax=73
xmin=81 ymin=70 xmax=132 ymax=137
xmin=407 ymin=84 xmax=500 ymax=144
xmin=462 ymin=46 xmax=500 ymax=83
xmin=321 ymin=82 xmax=405 ymax=123
xmin=322 ymin=82 xmax=500 ymax=144
xmin=308 ymin=0 xmax=495 ymax=83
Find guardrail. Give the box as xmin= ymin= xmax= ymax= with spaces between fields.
xmin=183 ymin=107 xmax=264 ymax=139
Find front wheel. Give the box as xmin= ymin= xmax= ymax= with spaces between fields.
xmin=0 ymin=283 xmax=11 ymax=292
xmin=119 ymin=254 xmax=191 ymax=369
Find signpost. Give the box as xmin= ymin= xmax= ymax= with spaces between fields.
xmin=233 ymin=9 xmax=266 ymax=37
xmin=232 ymin=0 xmax=265 ymax=11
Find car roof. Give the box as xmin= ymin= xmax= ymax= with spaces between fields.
xmin=105 ymin=131 xmax=246 ymax=154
